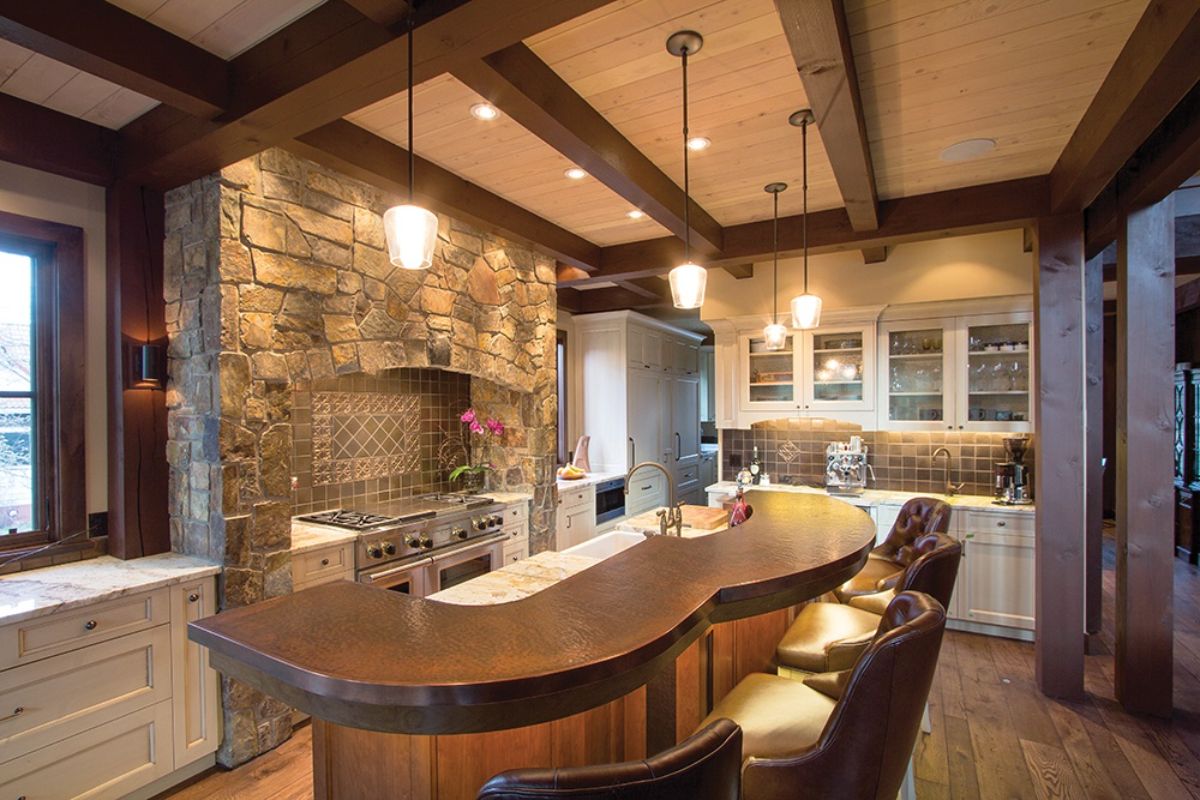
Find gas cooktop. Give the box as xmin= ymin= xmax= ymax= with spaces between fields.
xmin=298 ymin=493 xmax=496 ymax=530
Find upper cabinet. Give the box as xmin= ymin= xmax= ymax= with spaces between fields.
xmin=741 ymin=333 xmax=797 ymax=411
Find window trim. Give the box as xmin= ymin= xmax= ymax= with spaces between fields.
xmin=0 ymin=210 xmax=86 ymax=551
xmin=557 ymin=329 xmax=568 ymax=466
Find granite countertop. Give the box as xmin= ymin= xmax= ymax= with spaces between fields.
xmin=555 ymin=470 xmax=625 ymax=492
xmin=428 ymin=551 xmax=599 ymax=605
xmin=0 ymin=553 xmax=221 ymax=626
xmin=487 ymin=491 xmax=534 ymax=505
xmin=291 ymin=521 xmax=359 ymax=555
xmin=703 ymin=481 xmax=1035 ymax=513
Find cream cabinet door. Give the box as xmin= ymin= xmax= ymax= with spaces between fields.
xmin=628 ymin=368 xmax=665 ymax=466
xmin=960 ymin=528 xmax=1035 ymax=630
xmin=171 ymin=579 xmax=220 ymax=768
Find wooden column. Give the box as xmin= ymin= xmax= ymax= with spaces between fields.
xmin=1084 ymin=253 xmax=1105 ymax=646
xmin=1115 ymin=196 xmax=1176 ymax=717
xmin=1033 ymin=213 xmax=1087 ymax=699
xmin=105 ymin=182 xmax=170 ymax=559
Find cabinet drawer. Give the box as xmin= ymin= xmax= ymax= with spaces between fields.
xmin=0 ymin=589 xmax=168 ymax=670
xmin=503 ymin=542 xmax=529 ymax=565
xmin=963 ymin=510 xmax=1034 ymax=536
xmin=676 ymin=464 xmax=699 ymax=485
xmin=502 ymin=522 xmax=528 ymax=542
xmin=0 ymin=625 xmax=171 ymax=760
xmin=502 ymin=502 xmax=529 ymax=525
xmin=293 ymin=570 xmax=353 ymax=593
xmin=558 ymin=485 xmax=594 ymax=512
xmin=0 ymin=699 xmax=173 ymax=800
xmin=293 ymin=543 xmax=353 ymax=586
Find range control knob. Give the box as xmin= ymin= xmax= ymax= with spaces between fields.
xmin=489 ymin=514 xmax=504 ymax=527
xmin=366 ymin=544 xmax=384 ymax=559
xmin=451 ymin=527 xmax=469 ymax=541
xmin=382 ymin=541 xmax=397 ymax=556
xmin=419 ymin=534 xmax=434 ymax=550
xmin=473 ymin=517 xmax=488 ymax=531
xmin=403 ymin=534 xmax=422 ymax=550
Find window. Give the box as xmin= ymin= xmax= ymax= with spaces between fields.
xmin=0 ymin=211 xmax=85 ymax=551
xmin=557 ymin=329 xmax=568 ymax=465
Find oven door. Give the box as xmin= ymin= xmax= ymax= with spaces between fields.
xmin=358 ymin=557 xmax=432 ymax=596
xmin=425 ymin=534 xmax=506 ymax=594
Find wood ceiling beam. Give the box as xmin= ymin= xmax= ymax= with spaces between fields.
xmin=288 ymin=120 xmax=600 ymax=270
xmin=566 ymin=176 xmax=1047 ymax=286
xmin=557 ymin=284 xmax=662 ymax=314
xmin=453 ymin=43 xmax=724 ymax=254
xmin=722 ymin=264 xmax=755 ymax=279
xmin=774 ymin=0 xmax=878 ymax=232
xmin=0 ymin=92 xmax=115 ymax=185
xmin=1049 ymin=0 xmax=1200 ymax=214
xmin=342 ymin=0 xmax=412 ymax=26
xmin=861 ymin=246 xmax=887 ymax=264
xmin=0 ymin=0 xmax=230 ymax=117
xmin=117 ymin=0 xmax=614 ymax=189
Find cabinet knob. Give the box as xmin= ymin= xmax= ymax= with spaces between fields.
xmin=320 ymin=558 xmax=330 ymax=567
xmin=1 ymin=706 xmax=24 ymax=722
xmin=188 ymin=592 xmax=200 ymax=603
xmin=997 ymin=521 xmax=1006 ymax=527
xmin=84 ymin=619 xmax=98 ymax=631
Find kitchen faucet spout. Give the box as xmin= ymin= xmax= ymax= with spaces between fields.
xmin=625 ymin=461 xmax=683 ymax=536
xmin=932 ymin=447 xmax=965 ymax=496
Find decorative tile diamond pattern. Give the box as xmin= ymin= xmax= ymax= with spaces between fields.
xmin=311 ymin=391 xmax=420 ymax=486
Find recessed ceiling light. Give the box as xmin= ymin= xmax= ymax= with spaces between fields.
xmin=626 ymin=209 xmax=646 ymax=220
xmin=469 ymin=102 xmax=499 ymax=121
xmin=687 ymin=136 xmax=711 ymax=152
xmin=939 ymin=138 xmax=997 ymax=162
xmin=564 ymin=167 xmax=588 ymax=180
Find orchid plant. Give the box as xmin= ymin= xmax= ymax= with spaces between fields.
xmin=449 ymin=408 xmax=504 ymax=488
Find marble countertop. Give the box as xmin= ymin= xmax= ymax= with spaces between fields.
xmin=291 ymin=522 xmax=359 ymax=555
xmin=704 ymin=482 xmax=1034 ymax=513
xmin=0 ymin=553 xmax=220 ymax=626
xmin=556 ymin=470 xmax=625 ymax=492
xmin=428 ymin=551 xmax=599 ymax=605
xmin=488 ymin=491 xmax=534 ymax=505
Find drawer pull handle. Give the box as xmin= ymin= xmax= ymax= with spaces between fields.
xmin=997 ymin=521 xmax=1006 ymax=527
xmin=320 ymin=558 xmax=330 ymax=567
xmin=1 ymin=706 xmax=24 ymax=722
xmin=188 ymin=593 xmax=200 ymax=603
xmin=84 ymin=620 xmax=98 ymax=631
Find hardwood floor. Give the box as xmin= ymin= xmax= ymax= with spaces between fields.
xmin=164 ymin=529 xmax=1200 ymax=799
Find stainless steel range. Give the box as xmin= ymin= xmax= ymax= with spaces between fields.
xmin=298 ymin=493 xmax=507 ymax=597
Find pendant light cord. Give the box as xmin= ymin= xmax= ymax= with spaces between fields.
xmin=772 ymin=190 xmax=779 ymax=323
xmin=802 ymin=118 xmax=809 ymax=294
xmin=681 ymin=46 xmax=691 ymax=264
xmin=407 ymin=7 xmax=415 ymax=204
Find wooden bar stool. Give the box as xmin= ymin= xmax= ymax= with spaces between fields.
xmin=696 ymin=592 xmax=947 ymax=800
xmin=835 ymin=497 xmax=951 ymax=603
xmin=476 ymin=719 xmax=742 ymax=800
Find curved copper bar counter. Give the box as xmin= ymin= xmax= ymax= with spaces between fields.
xmin=191 ymin=491 xmax=874 ymax=738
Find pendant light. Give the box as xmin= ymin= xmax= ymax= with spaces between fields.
xmin=788 ymin=109 xmax=822 ymax=329
xmin=383 ymin=6 xmax=438 ymax=270
xmin=666 ymin=31 xmax=706 ymax=310
xmin=762 ymin=182 xmax=789 ymax=350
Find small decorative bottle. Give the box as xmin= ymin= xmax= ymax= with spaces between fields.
xmin=750 ymin=446 xmax=762 ymax=485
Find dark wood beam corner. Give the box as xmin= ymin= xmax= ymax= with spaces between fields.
xmin=0 ymin=92 xmax=115 ymax=185
xmin=452 ymin=43 xmax=724 ymax=254
xmin=0 ymin=0 xmax=230 ymax=116
xmin=774 ymin=0 xmax=878 ymax=231
xmin=1023 ymin=226 xmax=1034 ymax=253
xmin=556 ymin=263 xmax=592 ymax=282
xmin=1050 ymin=0 xmax=1200 ymax=214
xmin=722 ymin=264 xmax=755 ymax=279
xmin=861 ymin=246 xmax=887 ymax=264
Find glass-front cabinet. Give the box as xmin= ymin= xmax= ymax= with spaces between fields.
xmin=878 ymin=312 xmax=1033 ymax=432
xmin=741 ymin=333 xmax=797 ymax=411
xmin=801 ymin=326 xmax=876 ymax=413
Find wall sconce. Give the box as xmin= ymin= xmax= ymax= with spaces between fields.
xmin=126 ymin=340 xmax=166 ymax=390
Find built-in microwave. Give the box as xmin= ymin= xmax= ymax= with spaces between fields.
xmin=594 ymin=477 xmax=626 ymax=524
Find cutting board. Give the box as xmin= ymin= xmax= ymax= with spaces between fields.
xmin=681 ymin=505 xmax=729 ymax=530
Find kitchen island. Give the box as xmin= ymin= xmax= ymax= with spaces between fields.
xmin=190 ymin=491 xmax=874 ymax=799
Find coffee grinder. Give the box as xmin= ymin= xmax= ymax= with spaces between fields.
xmin=993 ymin=436 xmax=1033 ymax=505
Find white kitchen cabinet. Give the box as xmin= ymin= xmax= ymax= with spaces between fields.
xmin=956 ymin=510 xmax=1035 ymax=632
xmin=670 ymin=375 xmax=701 ymax=467
xmin=556 ymin=484 xmax=596 ymax=550
xmin=502 ymin=500 xmax=531 ymax=564
xmin=699 ymin=451 xmax=717 ymax=491
xmin=801 ymin=325 xmax=876 ymax=414
xmin=170 ymin=580 xmax=220 ymax=768
xmin=877 ymin=319 xmax=957 ymax=431
xmin=740 ymin=332 xmax=798 ymax=412
xmin=629 ymin=367 xmax=666 ymax=467
xmin=291 ymin=541 xmax=354 ymax=590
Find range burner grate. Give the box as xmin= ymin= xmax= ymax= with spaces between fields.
xmin=299 ymin=510 xmax=402 ymax=530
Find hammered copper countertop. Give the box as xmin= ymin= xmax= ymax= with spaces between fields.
xmin=189 ymin=490 xmax=874 ymax=734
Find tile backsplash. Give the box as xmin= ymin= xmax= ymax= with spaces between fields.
xmin=721 ymin=419 xmax=1033 ymax=497
xmin=291 ymin=368 xmax=472 ymax=514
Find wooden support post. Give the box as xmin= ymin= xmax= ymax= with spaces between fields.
xmin=1084 ymin=252 xmax=1105 ymax=647
xmin=106 ymin=182 xmax=170 ymax=559
xmin=1115 ymin=195 xmax=1176 ymax=717
xmin=1033 ymin=213 xmax=1086 ymax=699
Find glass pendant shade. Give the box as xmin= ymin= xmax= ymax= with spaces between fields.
xmin=791 ymin=293 xmax=823 ymax=330
xmin=763 ymin=322 xmax=788 ymax=350
xmin=669 ymin=262 xmax=707 ymax=309
xmin=383 ymin=204 xmax=438 ymax=270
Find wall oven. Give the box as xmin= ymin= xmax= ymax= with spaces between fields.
xmin=594 ymin=477 xmax=626 ymax=525
xmin=358 ymin=557 xmax=431 ymax=596
xmin=424 ymin=533 xmax=506 ymax=594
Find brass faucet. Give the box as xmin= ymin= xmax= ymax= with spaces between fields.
xmin=932 ymin=447 xmax=965 ymax=496
xmin=625 ymin=461 xmax=683 ymax=536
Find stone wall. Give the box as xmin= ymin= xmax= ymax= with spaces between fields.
xmin=163 ymin=148 xmax=557 ymax=766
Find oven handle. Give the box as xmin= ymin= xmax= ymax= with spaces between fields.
xmin=360 ymin=558 xmax=432 ymax=584
xmin=428 ymin=532 xmax=508 ymax=564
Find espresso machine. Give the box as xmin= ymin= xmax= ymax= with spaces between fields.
xmin=826 ymin=437 xmax=872 ymax=496
xmin=993 ymin=436 xmax=1033 ymax=505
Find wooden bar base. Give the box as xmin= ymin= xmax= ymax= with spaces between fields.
xmin=311 ymin=608 xmax=795 ymax=799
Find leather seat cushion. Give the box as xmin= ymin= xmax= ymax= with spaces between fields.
xmin=698 ymin=673 xmax=835 ymax=760
xmin=776 ymin=602 xmax=882 ymax=672
xmin=834 ymin=555 xmax=905 ymax=603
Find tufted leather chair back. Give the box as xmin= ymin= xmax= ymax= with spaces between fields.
xmin=742 ymin=592 xmax=947 ymax=800
xmin=896 ymin=532 xmax=962 ymax=610
xmin=477 ymin=718 xmax=742 ymax=800
xmin=874 ymin=497 xmax=952 ymax=565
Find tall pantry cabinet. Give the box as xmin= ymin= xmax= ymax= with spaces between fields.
xmin=573 ymin=311 xmax=706 ymax=510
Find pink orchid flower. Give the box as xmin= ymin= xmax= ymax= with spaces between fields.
xmin=485 ymin=418 xmax=505 ymax=436
xmin=469 ymin=420 xmax=485 ymax=435
xmin=460 ymin=408 xmax=477 ymax=424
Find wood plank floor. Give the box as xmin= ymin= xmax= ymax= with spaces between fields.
xmin=162 ymin=528 xmax=1200 ymax=799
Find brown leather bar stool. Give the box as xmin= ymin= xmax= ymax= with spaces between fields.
xmin=476 ymin=718 xmax=742 ymax=800
xmin=835 ymin=496 xmax=951 ymax=603
xmin=697 ymin=592 xmax=947 ymax=800
xmin=776 ymin=531 xmax=961 ymax=674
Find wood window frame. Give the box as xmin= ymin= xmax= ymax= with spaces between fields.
xmin=0 ymin=210 xmax=86 ymax=553
xmin=557 ymin=329 xmax=568 ymax=466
